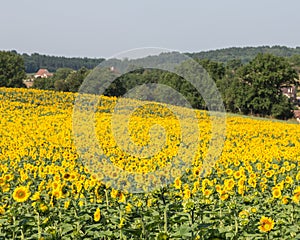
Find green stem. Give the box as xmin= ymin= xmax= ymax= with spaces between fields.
xmin=36 ymin=211 xmax=41 ymax=239
xmin=12 ymin=215 xmax=16 ymax=239
xmin=140 ymin=207 xmax=145 ymax=239
xmin=119 ymin=206 xmax=123 ymax=240
xmin=141 ymin=219 xmax=145 ymax=239
xmin=20 ymin=229 xmax=25 ymax=240
xmin=189 ymin=208 xmax=195 ymax=238
xmin=291 ymin=203 xmax=295 ymax=224
xmin=234 ymin=213 xmax=238 ymax=236
xmin=105 ymin=190 xmax=109 ymax=211
xmin=164 ymin=205 xmax=168 ymax=234
xmin=219 ymin=200 xmax=222 ymax=224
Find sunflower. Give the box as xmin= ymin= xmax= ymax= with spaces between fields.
xmin=258 ymin=216 xmax=275 ymax=232
xmin=174 ymin=177 xmax=182 ymax=189
xmin=220 ymin=191 xmax=229 ymax=201
xmin=118 ymin=192 xmax=126 ymax=203
xmin=94 ymin=207 xmax=101 ymax=222
xmin=281 ymin=196 xmax=289 ymax=205
xmin=248 ymin=178 xmax=257 ymax=188
xmin=31 ymin=192 xmax=40 ymax=201
xmin=12 ymin=186 xmax=31 ymax=203
xmin=0 ymin=206 xmax=5 ymax=215
xmin=63 ymin=173 xmax=71 ymax=180
xmin=64 ymin=200 xmax=70 ymax=210
xmin=226 ymin=169 xmax=233 ymax=176
xmin=233 ymin=170 xmax=242 ymax=179
xmin=292 ymin=186 xmax=300 ymax=204
xmin=183 ymin=188 xmax=191 ymax=200
xmin=0 ymin=177 xmax=5 ymax=186
xmin=52 ymin=189 xmax=62 ymax=199
xmin=39 ymin=203 xmax=48 ymax=212
xmin=125 ymin=203 xmax=132 ymax=213
xmin=203 ymin=189 xmax=212 ymax=197
xmin=272 ymin=187 xmax=281 ymax=199
xmin=250 ymin=207 xmax=257 ymax=213
xmin=265 ymin=170 xmax=274 ymax=178
xmin=224 ymin=178 xmax=235 ymax=191
xmin=285 ymin=176 xmax=293 ymax=185
xmin=239 ymin=210 xmax=249 ymax=219
xmin=111 ymin=189 xmax=118 ymax=199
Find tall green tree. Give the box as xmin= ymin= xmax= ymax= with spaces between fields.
xmin=237 ymin=53 xmax=298 ymax=118
xmin=49 ymin=68 xmax=73 ymax=91
xmin=33 ymin=77 xmax=55 ymax=90
xmin=198 ymin=59 xmax=226 ymax=82
xmin=64 ymin=67 xmax=90 ymax=92
xmin=52 ymin=68 xmax=73 ymax=81
xmin=0 ymin=51 xmax=26 ymax=88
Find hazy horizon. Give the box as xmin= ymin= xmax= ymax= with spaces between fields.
xmin=1 ymin=0 xmax=300 ymax=58
xmin=4 ymin=44 xmax=300 ymax=60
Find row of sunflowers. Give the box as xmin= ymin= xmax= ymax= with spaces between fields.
xmin=0 ymin=87 xmax=299 ymax=239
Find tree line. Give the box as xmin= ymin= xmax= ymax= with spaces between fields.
xmin=21 ymin=52 xmax=104 ymax=73
xmin=187 ymin=45 xmax=300 ymax=63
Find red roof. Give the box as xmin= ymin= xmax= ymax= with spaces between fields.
xmin=294 ymin=110 xmax=300 ymax=118
xmin=35 ymin=69 xmax=53 ymax=77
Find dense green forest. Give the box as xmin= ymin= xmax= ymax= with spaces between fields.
xmin=187 ymin=45 xmax=300 ymax=63
xmin=20 ymin=52 xmax=104 ymax=73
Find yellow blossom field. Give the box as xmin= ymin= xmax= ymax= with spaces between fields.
xmin=0 ymin=87 xmax=299 ymax=239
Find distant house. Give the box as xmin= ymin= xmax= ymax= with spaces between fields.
xmin=34 ymin=69 xmax=53 ymax=78
xmin=281 ymin=85 xmax=297 ymax=102
xmin=23 ymin=80 xmax=34 ymax=88
xmin=109 ymin=66 xmax=119 ymax=73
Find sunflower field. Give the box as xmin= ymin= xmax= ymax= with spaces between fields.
xmin=0 ymin=87 xmax=299 ymax=239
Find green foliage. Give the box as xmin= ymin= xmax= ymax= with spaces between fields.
xmin=0 ymin=51 xmax=26 ymax=88
xmin=64 ymin=67 xmax=90 ymax=92
xmin=226 ymin=59 xmax=243 ymax=72
xmin=81 ymin=67 xmax=120 ymax=95
xmin=102 ymin=67 xmax=206 ymax=109
xmin=52 ymin=68 xmax=74 ymax=81
xmin=188 ymin=45 xmax=300 ymax=63
xmin=217 ymin=76 xmax=249 ymax=114
xmin=33 ymin=78 xmax=55 ymax=90
xmin=33 ymin=67 xmax=90 ymax=92
xmin=271 ymin=96 xmax=294 ymax=120
xmin=198 ymin=59 xmax=226 ymax=81
xmin=289 ymin=54 xmax=300 ymax=66
xmin=21 ymin=53 xmax=104 ymax=73
xmin=236 ymin=53 xmax=298 ymax=117
xmin=51 ymin=68 xmax=74 ymax=91
xmin=215 ymin=53 xmax=299 ymax=119
xmin=238 ymin=53 xmax=297 ymax=88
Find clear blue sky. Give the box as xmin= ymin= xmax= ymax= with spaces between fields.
xmin=1 ymin=0 xmax=300 ymax=58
